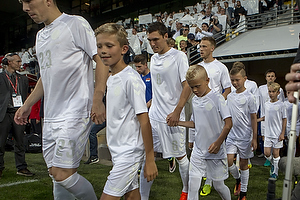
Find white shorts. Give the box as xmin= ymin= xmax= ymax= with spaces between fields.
xmin=226 ymin=138 xmax=254 ymax=159
xmin=264 ymin=137 xmax=283 ymax=149
xmin=150 ymin=119 xmax=186 ymax=158
xmin=189 ymin=150 xmax=228 ymax=181
xmin=103 ymin=159 xmax=143 ymax=197
xmin=261 ymin=121 xmax=265 ymax=136
xmin=43 ymin=118 xmax=92 ymax=169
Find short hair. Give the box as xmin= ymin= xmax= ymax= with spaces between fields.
xmin=265 ymin=69 xmax=276 ymax=77
xmin=167 ymin=38 xmax=175 ymax=46
xmin=268 ymin=82 xmax=280 ymax=92
xmin=202 ymin=22 xmax=209 ymax=27
xmin=230 ymin=66 xmax=246 ymax=77
xmin=180 ymin=40 xmax=187 ymax=45
xmin=186 ymin=64 xmax=208 ymax=82
xmin=201 ymin=37 xmax=216 ymax=48
xmin=94 ymin=23 xmax=128 ymax=46
xmin=147 ymin=22 xmax=168 ymax=36
xmin=133 ymin=54 xmax=147 ymax=65
xmin=20 ymin=0 xmax=57 ymax=5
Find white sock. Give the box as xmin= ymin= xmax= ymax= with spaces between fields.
xmin=57 ymin=172 xmax=97 ymax=200
xmin=228 ymin=164 xmax=240 ymax=179
xmin=273 ymin=156 xmax=280 ymax=175
xmin=139 ymin=161 xmax=154 ymax=200
xmin=188 ymin=175 xmax=202 ymax=200
xmin=177 ymin=156 xmax=189 ymax=193
xmin=50 ymin=174 xmax=75 ymax=200
xmin=265 ymin=155 xmax=273 ymax=165
xmin=204 ymin=178 xmax=212 ymax=186
xmin=213 ymin=180 xmax=231 ymax=200
xmin=240 ymin=169 xmax=249 ymax=192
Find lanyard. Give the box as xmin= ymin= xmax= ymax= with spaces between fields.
xmin=5 ymin=73 xmax=18 ymax=94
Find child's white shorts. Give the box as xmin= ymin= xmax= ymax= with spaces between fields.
xmin=226 ymin=138 xmax=254 ymax=159
xmin=264 ymin=137 xmax=283 ymax=148
xmin=150 ymin=119 xmax=186 ymax=158
xmin=43 ymin=118 xmax=92 ymax=169
xmin=189 ymin=150 xmax=228 ymax=181
xmin=103 ymin=159 xmax=143 ymax=197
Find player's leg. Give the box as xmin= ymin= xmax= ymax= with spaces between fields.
xmin=239 ymin=158 xmax=249 ymax=199
xmin=45 ymin=118 xmax=97 ymax=200
xmin=124 ymin=188 xmax=140 ymax=200
xmin=213 ymin=180 xmax=231 ymax=200
xmin=226 ymin=139 xmax=240 ymax=196
xmin=272 ymin=140 xmax=283 ymax=179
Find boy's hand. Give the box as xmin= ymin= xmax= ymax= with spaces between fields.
xmin=144 ymin=159 xmax=158 ymax=182
xmin=208 ymin=141 xmax=221 ymax=154
xmin=91 ymin=101 xmax=106 ymax=124
xmin=279 ymin=133 xmax=285 ymax=141
xmin=251 ymin=139 xmax=257 ymax=151
xmin=188 ymin=142 xmax=194 ymax=150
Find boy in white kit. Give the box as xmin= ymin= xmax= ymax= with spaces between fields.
xmin=258 ymin=82 xmax=287 ymax=180
xmin=227 ymin=65 xmax=257 ymax=200
xmin=95 ymin=23 xmax=157 ymax=200
xmin=178 ymin=65 xmax=232 ymax=200
xmin=258 ymin=69 xmax=285 ymax=166
xmin=140 ymin=22 xmax=192 ymax=200
xmin=15 ymin=0 xmax=108 ymax=199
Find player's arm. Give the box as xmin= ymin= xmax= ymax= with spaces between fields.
xmin=91 ymin=54 xmax=109 ymax=124
xmin=279 ymin=118 xmax=287 ymax=141
xmin=250 ymin=113 xmax=258 ymax=151
xmin=137 ymin=112 xmax=158 ymax=182
xmin=166 ymin=81 xmax=192 ymax=126
xmin=208 ymin=117 xmax=232 ymax=154
xmin=14 ymin=78 xmax=44 ymax=125
xmin=177 ymin=121 xmax=195 ymax=128
xmin=222 ymin=87 xmax=231 ymax=100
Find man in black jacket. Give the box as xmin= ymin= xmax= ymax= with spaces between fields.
xmin=0 ymin=53 xmax=33 ymax=178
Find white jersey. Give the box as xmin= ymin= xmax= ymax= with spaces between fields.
xmin=227 ymin=90 xmax=257 ymax=141
xmin=262 ymin=100 xmax=287 ymax=139
xmin=36 ymin=13 xmax=96 ymax=121
xmin=149 ymin=48 xmax=189 ymax=122
xmin=199 ymin=59 xmax=231 ymax=94
xmin=191 ymin=90 xmax=231 ymax=159
xmin=106 ymin=66 xmax=148 ymax=163
xmin=231 ymin=79 xmax=259 ymax=111
xmin=284 ymin=99 xmax=300 ymax=135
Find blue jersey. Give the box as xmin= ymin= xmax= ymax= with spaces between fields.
xmin=141 ymin=73 xmax=152 ymax=103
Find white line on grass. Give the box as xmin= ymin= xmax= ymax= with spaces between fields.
xmin=0 ymin=179 xmax=38 ymax=188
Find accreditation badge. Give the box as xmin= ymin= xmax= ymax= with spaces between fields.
xmin=12 ymin=94 xmax=23 ymax=107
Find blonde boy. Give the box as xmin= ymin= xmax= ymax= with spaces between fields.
xmin=178 ymin=65 xmax=232 ymax=200
xmin=95 ymin=23 xmax=158 ymax=200
xmin=258 ymin=82 xmax=287 ymax=180
xmin=227 ymin=66 xmax=257 ymax=200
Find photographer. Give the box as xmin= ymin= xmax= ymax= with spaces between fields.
xmin=209 ymin=16 xmax=223 ymax=38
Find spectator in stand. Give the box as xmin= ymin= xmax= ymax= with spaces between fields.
xmin=209 ymin=16 xmax=223 ymax=38
xmin=156 ymin=15 xmax=163 ymax=23
xmin=180 ymin=40 xmax=188 ymax=54
xmin=224 ymin=1 xmax=234 ymax=26
xmin=172 ymin=21 xmax=183 ymax=40
xmin=195 ymin=23 xmax=213 ymax=41
xmin=175 ymin=25 xmax=189 ymax=50
xmin=187 ymin=33 xmax=201 ymax=65
xmin=203 ymin=8 xmax=213 ymax=20
xmin=167 ymin=38 xmax=176 ymax=48
xmin=234 ymin=0 xmax=247 ymax=25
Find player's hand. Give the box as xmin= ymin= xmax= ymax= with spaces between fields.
xmin=166 ymin=110 xmax=180 ymax=126
xmin=91 ymin=101 xmax=106 ymax=124
xmin=188 ymin=142 xmax=194 ymax=150
xmin=144 ymin=159 xmax=158 ymax=182
xmin=251 ymin=139 xmax=257 ymax=151
xmin=285 ymin=63 xmax=300 ymax=103
xmin=14 ymin=104 xmax=31 ymax=125
xmin=279 ymin=134 xmax=285 ymax=142
xmin=208 ymin=142 xmax=221 ymax=154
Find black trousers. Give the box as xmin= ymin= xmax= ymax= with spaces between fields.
xmin=0 ymin=112 xmax=27 ymax=171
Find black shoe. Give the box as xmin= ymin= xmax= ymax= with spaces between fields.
xmin=17 ymin=168 xmax=34 ymax=177
xmin=84 ymin=156 xmax=99 ymax=164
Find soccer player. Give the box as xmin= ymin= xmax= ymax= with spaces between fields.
xmin=178 ymin=64 xmax=232 ymax=200
xmin=15 ymin=0 xmax=108 ymax=199
xmin=140 ymin=22 xmax=192 ymax=200
xmin=95 ymin=23 xmax=158 ymax=200
xmin=258 ymin=82 xmax=287 ymax=180
xmin=258 ymin=69 xmax=285 ymax=166
xmin=227 ymin=65 xmax=257 ymax=200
